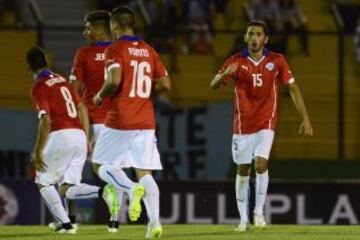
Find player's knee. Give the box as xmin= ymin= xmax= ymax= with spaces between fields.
xmin=92 ymin=163 xmax=101 ymax=175
xmin=237 ymin=164 xmax=251 ymax=176
xmin=255 ymin=157 xmax=268 ymax=173
xmin=58 ymin=184 xmax=70 ymax=197
xmin=135 ymin=169 xmax=152 ymax=180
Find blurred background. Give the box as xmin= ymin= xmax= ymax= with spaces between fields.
xmin=1 ymin=0 xmax=360 ymax=226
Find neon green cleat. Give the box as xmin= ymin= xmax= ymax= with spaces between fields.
xmin=102 ymin=184 xmax=120 ymax=217
xmin=145 ymin=223 xmax=163 ymax=239
xmin=254 ymin=213 xmax=266 ymax=229
xmin=128 ymin=184 xmax=145 ymax=221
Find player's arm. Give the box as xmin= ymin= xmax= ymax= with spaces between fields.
xmin=77 ymin=102 xmax=90 ymax=137
xmin=71 ymin=80 xmax=84 ymax=96
xmin=155 ymin=76 xmax=171 ymax=92
xmin=288 ymin=82 xmax=313 ymax=137
xmin=210 ymin=62 xmax=238 ymax=89
xmin=31 ymin=115 xmax=50 ymax=172
xmin=93 ymin=66 xmax=121 ymax=107
xmin=70 ymin=49 xmax=85 ymax=96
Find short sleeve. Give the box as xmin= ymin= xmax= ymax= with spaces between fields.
xmin=69 ymin=49 xmax=86 ymax=82
xmin=31 ymin=84 xmax=50 ymax=119
xmin=105 ymin=46 xmax=123 ymax=72
xmin=153 ymin=50 xmax=168 ymax=79
xmin=217 ymin=55 xmax=238 ymax=85
xmin=278 ymin=56 xmax=295 ymax=86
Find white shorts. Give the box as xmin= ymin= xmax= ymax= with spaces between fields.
xmin=90 ymin=124 xmax=105 ymax=143
xmin=35 ymin=129 xmax=87 ymax=186
xmin=92 ymin=127 xmax=162 ymax=170
xmin=232 ymin=129 xmax=275 ymax=165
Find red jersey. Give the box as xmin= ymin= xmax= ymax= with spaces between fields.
xmin=218 ymin=48 xmax=294 ymax=134
xmin=69 ymin=42 xmax=112 ymax=124
xmin=104 ymin=35 xmax=168 ymax=130
xmin=31 ymin=70 xmax=83 ymax=132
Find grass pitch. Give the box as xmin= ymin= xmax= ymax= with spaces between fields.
xmin=0 ymin=224 xmax=359 ymax=240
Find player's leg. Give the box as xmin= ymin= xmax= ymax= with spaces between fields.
xmin=94 ymin=163 xmax=144 ymax=222
xmin=58 ymin=182 xmax=119 ymax=230
xmin=232 ymin=134 xmax=254 ymax=232
xmin=38 ymin=184 xmax=75 ymax=234
xmin=64 ymin=198 xmax=77 ymax=225
xmin=91 ymin=123 xmax=123 ymax=232
xmin=131 ymin=130 xmax=163 ymax=239
xmin=55 ymin=130 xmax=100 ymax=228
xmin=253 ymin=130 xmax=275 ymax=228
xmin=92 ymin=127 xmax=144 ymax=221
xmin=135 ymin=169 xmax=162 ymax=239
xmin=36 ymin=131 xmax=77 ymax=234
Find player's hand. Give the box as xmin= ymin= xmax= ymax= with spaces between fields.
xmin=224 ymin=63 xmax=238 ymax=75
xmin=31 ymin=152 xmax=47 ymax=172
xmin=93 ymin=93 xmax=103 ymax=107
xmin=299 ymin=119 xmax=313 ymax=137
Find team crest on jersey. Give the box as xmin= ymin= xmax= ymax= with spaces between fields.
xmin=265 ymin=62 xmax=274 ymax=71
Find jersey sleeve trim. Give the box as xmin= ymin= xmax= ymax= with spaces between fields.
xmin=38 ymin=110 xmax=47 ymax=119
xmin=69 ymin=74 xmax=77 ymax=81
xmin=107 ymin=63 xmax=120 ymax=71
xmin=288 ymin=77 xmax=295 ymax=85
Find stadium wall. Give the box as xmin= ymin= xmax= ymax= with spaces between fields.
xmin=1 ymin=180 xmax=359 ymax=225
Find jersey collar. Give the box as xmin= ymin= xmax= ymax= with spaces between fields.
xmin=95 ymin=41 xmax=113 ymax=47
xmin=119 ymin=35 xmax=142 ymax=42
xmin=36 ymin=69 xmax=52 ymax=80
xmin=242 ymin=48 xmax=269 ymax=66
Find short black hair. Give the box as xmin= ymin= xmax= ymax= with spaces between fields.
xmin=246 ymin=20 xmax=269 ymax=36
xmin=110 ymin=6 xmax=135 ymax=29
xmin=84 ymin=10 xmax=111 ymax=35
xmin=26 ymin=46 xmax=48 ymax=72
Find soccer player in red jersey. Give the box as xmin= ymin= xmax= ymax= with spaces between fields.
xmin=69 ymin=10 xmax=122 ymax=232
xmin=70 ymin=10 xmax=112 ymax=140
xmin=211 ymin=21 xmax=313 ymax=231
xmin=27 ymin=47 xmax=118 ymax=234
xmin=92 ymin=6 xmax=171 ymax=239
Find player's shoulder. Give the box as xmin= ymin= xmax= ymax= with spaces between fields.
xmin=75 ymin=45 xmax=90 ymax=54
xmin=226 ymin=52 xmax=243 ymax=63
xmin=104 ymin=41 xmax=123 ymax=55
xmin=268 ymin=51 xmax=287 ymax=61
xmin=142 ymin=41 xmax=160 ymax=57
xmin=32 ymin=78 xmax=47 ymax=95
xmin=32 ymin=78 xmax=43 ymax=90
xmin=78 ymin=45 xmax=102 ymax=55
xmin=109 ymin=40 xmax=124 ymax=49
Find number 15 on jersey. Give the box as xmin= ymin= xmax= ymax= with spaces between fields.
xmin=252 ymin=73 xmax=263 ymax=87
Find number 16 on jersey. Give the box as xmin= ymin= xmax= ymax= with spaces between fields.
xmin=129 ymin=60 xmax=152 ymax=98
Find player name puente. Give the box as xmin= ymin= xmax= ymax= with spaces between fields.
xmin=45 ymin=76 xmax=66 ymax=87
xmin=128 ymin=48 xmax=149 ymax=57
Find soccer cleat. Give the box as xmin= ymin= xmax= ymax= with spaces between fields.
xmin=48 ymin=222 xmax=60 ymax=230
xmin=254 ymin=213 xmax=266 ymax=228
xmin=102 ymin=184 xmax=120 ymax=217
xmin=108 ymin=220 xmax=119 ymax=233
xmin=234 ymin=220 xmax=249 ymax=232
xmin=49 ymin=222 xmax=78 ymax=231
xmin=128 ymin=184 xmax=145 ymax=221
xmin=55 ymin=223 xmax=76 ymax=234
xmin=145 ymin=223 xmax=163 ymax=239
